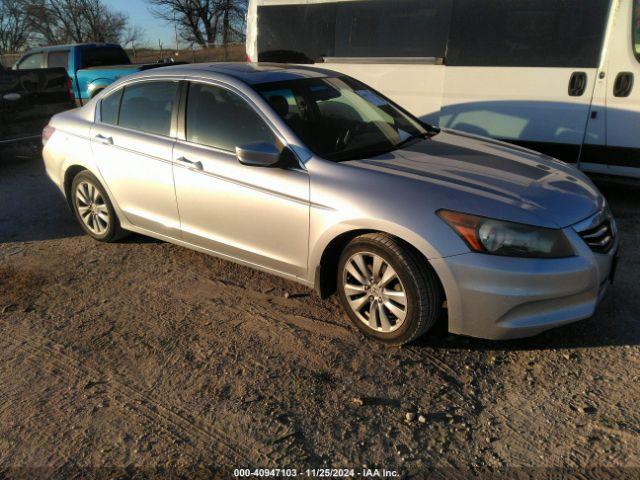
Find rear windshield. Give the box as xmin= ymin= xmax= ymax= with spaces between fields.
xmin=81 ymin=47 xmax=130 ymax=68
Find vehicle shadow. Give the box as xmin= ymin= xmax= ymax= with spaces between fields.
xmin=0 ymin=152 xmax=82 ymax=243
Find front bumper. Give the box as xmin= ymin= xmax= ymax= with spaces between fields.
xmin=430 ymin=224 xmax=618 ymax=340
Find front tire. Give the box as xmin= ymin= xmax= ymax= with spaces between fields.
xmin=71 ymin=171 xmax=126 ymax=242
xmin=337 ymin=233 xmax=442 ymax=345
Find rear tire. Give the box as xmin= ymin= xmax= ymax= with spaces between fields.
xmin=337 ymin=233 xmax=442 ymax=345
xmin=70 ymin=170 xmax=126 ymax=242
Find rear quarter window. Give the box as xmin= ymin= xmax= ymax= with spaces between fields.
xmin=100 ymin=89 xmax=123 ymax=126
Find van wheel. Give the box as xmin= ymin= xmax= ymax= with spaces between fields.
xmin=337 ymin=233 xmax=442 ymax=345
xmin=71 ymin=171 xmax=126 ymax=242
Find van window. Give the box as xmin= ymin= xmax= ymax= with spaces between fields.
xmin=447 ymin=0 xmax=610 ymax=67
xmin=334 ymin=0 xmax=452 ymax=58
xmin=48 ymin=51 xmax=69 ymax=69
xmin=258 ymin=4 xmax=336 ymax=63
xmin=257 ymin=0 xmax=452 ymax=62
xmin=185 ymin=83 xmax=276 ymax=152
xmin=100 ymin=89 xmax=123 ymax=126
xmin=634 ymin=0 xmax=640 ymax=60
xmin=17 ymin=53 xmax=44 ymax=70
xmin=118 ymin=82 xmax=178 ymax=136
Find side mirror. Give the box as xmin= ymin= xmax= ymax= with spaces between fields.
xmin=236 ymin=142 xmax=281 ymax=167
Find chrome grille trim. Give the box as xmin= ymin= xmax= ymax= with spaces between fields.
xmin=573 ymin=209 xmax=616 ymax=254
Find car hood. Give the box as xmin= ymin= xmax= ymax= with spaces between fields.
xmin=346 ymin=130 xmax=604 ymax=228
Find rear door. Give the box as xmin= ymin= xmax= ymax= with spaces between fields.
xmin=91 ymin=80 xmax=181 ymax=237
xmin=440 ymin=0 xmax=611 ymax=164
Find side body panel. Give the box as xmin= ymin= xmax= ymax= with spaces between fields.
xmin=90 ymin=123 xmax=181 ymax=237
xmin=172 ymin=142 xmax=310 ymax=278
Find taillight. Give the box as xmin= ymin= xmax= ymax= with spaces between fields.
xmin=42 ymin=125 xmax=55 ymax=146
xmin=246 ymin=53 xmax=252 ymax=63
xmin=67 ymin=76 xmax=75 ymax=102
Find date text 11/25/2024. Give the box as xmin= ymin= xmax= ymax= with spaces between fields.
xmin=233 ymin=468 xmax=400 ymax=477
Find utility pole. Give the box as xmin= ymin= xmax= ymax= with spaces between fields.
xmin=173 ymin=10 xmax=180 ymax=57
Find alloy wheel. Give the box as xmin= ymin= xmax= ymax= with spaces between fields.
xmin=342 ymin=252 xmax=408 ymax=333
xmin=75 ymin=181 xmax=110 ymax=236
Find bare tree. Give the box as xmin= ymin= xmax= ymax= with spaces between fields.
xmin=122 ymin=24 xmax=146 ymax=61
xmin=0 ymin=0 xmax=31 ymax=53
xmin=148 ymin=0 xmax=247 ymax=49
xmin=25 ymin=0 xmax=129 ymax=45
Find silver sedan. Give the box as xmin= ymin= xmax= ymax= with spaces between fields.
xmin=42 ymin=63 xmax=618 ymax=344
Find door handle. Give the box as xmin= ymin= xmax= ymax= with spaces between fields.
xmin=2 ymin=93 xmax=21 ymax=101
xmin=94 ymin=134 xmax=113 ymax=145
xmin=176 ymin=156 xmax=203 ymax=171
xmin=568 ymin=72 xmax=587 ymax=97
xmin=613 ymin=72 xmax=634 ymax=97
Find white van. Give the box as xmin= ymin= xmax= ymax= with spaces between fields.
xmin=246 ymin=0 xmax=640 ymax=179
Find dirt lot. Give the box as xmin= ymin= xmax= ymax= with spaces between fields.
xmin=0 ymin=150 xmax=639 ymax=479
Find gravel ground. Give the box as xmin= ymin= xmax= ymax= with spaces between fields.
xmin=0 ymin=149 xmax=639 ymax=479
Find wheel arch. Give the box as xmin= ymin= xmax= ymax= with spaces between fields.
xmin=313 ymin=226 xmax=448 ymax=308
xmin=63 ymin=165 xmax=89 ymax=210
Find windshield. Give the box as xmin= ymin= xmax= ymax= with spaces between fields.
xmin=253 ymin=77 xmax=435 ymax=161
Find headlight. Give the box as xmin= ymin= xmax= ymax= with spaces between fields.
xmin=437 ymin=210 xmax=574 ymax=258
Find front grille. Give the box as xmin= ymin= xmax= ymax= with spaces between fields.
xmin=578 ymin=219 xmax=615 ymax=253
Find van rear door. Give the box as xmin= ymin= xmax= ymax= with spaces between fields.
xmin=440 ymin=0 xmax=611 ymax=165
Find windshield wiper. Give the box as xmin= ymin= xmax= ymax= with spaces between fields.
xmin=394 ymin=131 xmax=431 ymax=150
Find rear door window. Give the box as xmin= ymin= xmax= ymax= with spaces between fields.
xmin=17 ymin=53 xmax=44 ymax=70
xmin=118 ymin=82 xmax=178 ymax=136
xmin=185 ymin=83 xmax=276 ymax=151
xmin=447 ymin=0 xmax=610 ymax=67
xmin=48 ymin=51 xmax=69 ymax=69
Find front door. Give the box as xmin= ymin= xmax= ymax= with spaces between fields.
xmin=91 ymin=80 xmax=181 ymax=236
xmin=172 ymin=82 xmax=309 ymax=279
xmin=440 ymin=0 xmax=611 ymax=164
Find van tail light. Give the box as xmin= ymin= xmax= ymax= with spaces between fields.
xmin=42 ymin=125 xmax=55 ymax=146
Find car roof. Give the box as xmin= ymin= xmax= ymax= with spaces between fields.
xmin=143 ymin=62 xmax=337 ymax=85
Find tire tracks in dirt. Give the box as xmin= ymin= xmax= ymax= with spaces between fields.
xmin=0 ymin=324 xmax=308 ymax=470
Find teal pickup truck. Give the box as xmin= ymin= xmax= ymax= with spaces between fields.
xmin=14 ymin=43 xmax=177 ymax=106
